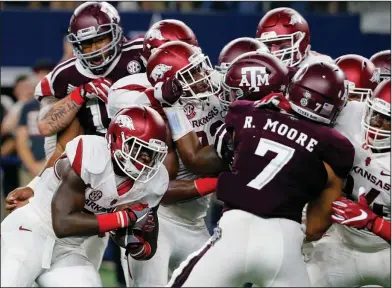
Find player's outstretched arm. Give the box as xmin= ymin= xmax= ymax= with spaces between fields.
xmin=38 ymin=95 xmax=82 ymax=136
xmin=51 ymin=157 xmax=148 ymax=238
xmin=38 ymin=78 xmax=111 ymax=136
xmin=176 ymin=133 xmax=228 ymax=175
xmin=161 ymin=178 xmax=218 ymax=205
xmin=305 ymin=162 xmax=343 ymax=241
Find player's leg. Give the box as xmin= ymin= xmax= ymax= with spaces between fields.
xmin=305 ymin=230 xmax=360 ymax=287
xmin=357 ymin=247 xmax=391 ymax=287
xmin=168 ymin=210 xmax=255 ymax=287
xmin=126 ymin=217 xmax=172 ymax=287
xmin=82 ymin=233 xmax=109 ymax=270
xmin=257 ymin=218 xmax=310 ymax=287
xmin=36 ymin=244 xmax=102 ymax=287
xmin=168 ymin=219 xmax=211 ymax=279
xmin=1 ymin=205 xmax=48 ymax=286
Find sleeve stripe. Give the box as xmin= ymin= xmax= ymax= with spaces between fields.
xmin=40 ymin=77 xmax=53 ymax=97
xmin=72 ymin=138 xmax=83 ymax=176
xmin=116 ymin=84 xmax=147 ymax=92
xmin=216 ymin=128 xmax=227 ymax=159
xmin=117 ymin=179 xmax=134 ymax=196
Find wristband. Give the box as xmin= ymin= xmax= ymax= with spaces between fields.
xmin=194 ymin=178 xmax=218 ymax=196
xmin=163 ymin=106 xmax=193 ymax=141
xmin=96 ymin=211 xmax=130 ymax=233
xmin=371 ymin=217 xmax=391 ymax=242
xmin=70 ymin=87 xmax=85 ymax=105
xmin=27 ymin=176 xmax=41 ymax=190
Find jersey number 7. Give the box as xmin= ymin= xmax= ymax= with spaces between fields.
xmin=247 ymin=138 xmax=295 ymax=190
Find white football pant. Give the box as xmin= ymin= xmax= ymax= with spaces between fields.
xmin=1 ymin=204 xmax=102 ymax=287
xmin=167 ymin=209 xmax=311 ymax=287
xmin=305 ymin=225 xmax=391 ymax=287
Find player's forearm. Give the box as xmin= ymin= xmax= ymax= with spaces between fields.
xmin=177 ymin=140 xmax=228 ymax=175
xmin=161 ymin=178 xmax=217 ymax=205
xmin=38 ymin=95 xmax=81 ymax=136
xmin=51 ymin=211 xmax=101 ymax=238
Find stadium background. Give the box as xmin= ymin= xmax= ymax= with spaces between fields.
xmin=1 ymin=1 xmax=390 ymax=286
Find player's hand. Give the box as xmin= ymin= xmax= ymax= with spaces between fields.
xmin=80 ymin=78 xmax=113 ymax=103
xmin=154 ymin=76 xmax=184 ymax=105
xmin=115 ymin=202 xmax=151 ymax=229
xmin=5 ymin=186 xmax=34 ymax=212
xmin=331 ymin=190 xmax=377 ymax=230
xmin=254 ymin=92 xmax=291 ymax=113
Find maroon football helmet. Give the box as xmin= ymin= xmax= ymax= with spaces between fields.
xmin=67 ymin=2 xmax=123 ymax=75
xmin=335 ymin=54 xmax=380 ymax=102
xmin=370 ymin=50 xmax=391 ymax=81
xmin=362 ymin=79 xmax=391 ymax=150
xmin=287 ymin=62 xmax=348 ymax=126
xmin=106 ymin=105 xmax=168 ymax=183
xmin=256 ymin=7 xmax=310 ymax=67
xmin=216 ymin=37 xmax=270 ymax=74
xmin=141 ymin=19 xmax=199 ymax=65
xmin=220 ymin=51 xmax=289 ymax=109
xmin=146 ymin=41 xmax=219 ymax=100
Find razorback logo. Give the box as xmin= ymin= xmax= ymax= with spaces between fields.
xmin=115 ymin=115 xmax=135 ymax=130
xmin=238 ymin=66 xmax=269 ymax=92
xmin=146 ymin=28 xmax=165 ymax=41
xmin=150 ymin=64 xmax=172 ymax=82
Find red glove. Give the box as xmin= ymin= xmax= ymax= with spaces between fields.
xmin=254 ymin=92 xmax=291 ymax=113
xmin=153 ymin=76 xmax=183 ymax=105
xmin=70 ymin=78 xmax=112 ymax=105
xmin=331 ymin=193 xmax=390 ymax=243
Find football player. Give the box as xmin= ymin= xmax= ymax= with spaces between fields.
xmin=336 ymin=54 xmax=380 ymax=102
xmin=166 ymin=60 xmax=354 ymax=287
xmin=116 ymin=41 xmax=223 ymax=287
xmin=1 ymin=106 xmax=168 ymax=287
xmin=305 ymin=79 xmax=391 ymax=287
xmin=107 ymin=19 xmax=199 ymax=118
xmin=255 ymin=7 xmax=333 ymax=68
xmin=5 ymin=1 xmax=145 ymax=271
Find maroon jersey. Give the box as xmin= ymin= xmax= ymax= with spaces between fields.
xmin=215 ymin=100 xmax=354 ymax=223
xmin=34 ymin=39 xmax=145 ymax=136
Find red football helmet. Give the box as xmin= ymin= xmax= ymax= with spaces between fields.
xmin=362 ymin=79 xmax=391 ymax=150
xmin=256 ymin=7 xmax=310 ymax=67
xmin=216 ymin=37 xmax=270 ymax=74
xmin=287 ymin=61 xmax=348 ymax=126
xmin=220 ymin=51 xmax=289 ymax=109
xmin=141 ymin=19 xmax=199 ymax=65
xmin=67 ymin=2 xmax=123 ymax=75
xmin=106 ymin=105 xmax=168 ymax=183
xmin=146 ymin=41 xmax=219 ymax=100
xmin=335 ymin=54 xmax=380 ymax=102
xmin=370 ymin=50 xmax=391 ymax=81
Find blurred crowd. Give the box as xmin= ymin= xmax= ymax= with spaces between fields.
xmin=2 ymin=1 xmax=352 ymax=14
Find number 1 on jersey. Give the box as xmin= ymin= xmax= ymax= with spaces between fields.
xmin=247 ymin=138 xmax=295 ymax=190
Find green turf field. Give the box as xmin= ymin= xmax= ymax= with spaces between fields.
xmin=99 ymin=261 xmax=120 ymax=287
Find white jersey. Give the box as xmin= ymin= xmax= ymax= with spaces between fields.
xmin=334 ymin=101 xmax=390 ymax=249
xmin=29 ymin=135 xmax=169 ymax=245
xmin=159 ymin=95 xmax=225 ymax=225
xmin=299 ymin=50 xmax=334 ymax=68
